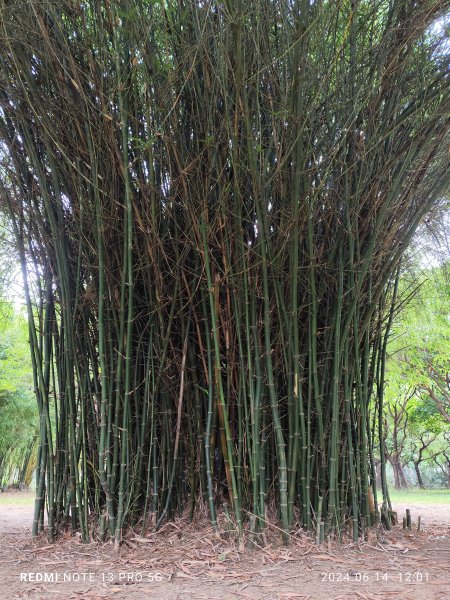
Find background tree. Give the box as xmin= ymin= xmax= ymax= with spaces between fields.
xmin=0 ymin=298 xmax=37 ymax=488
xmin=434 ymin=433 xmax=450 ymax=488
xmin=382 ymin=388 xmax=412 ymax=489
xmin=384 ymin=260 xmax=450 ymax=488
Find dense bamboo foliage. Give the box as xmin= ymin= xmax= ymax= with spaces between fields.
xmin=0 ymin=0 xmax=448 ymax=545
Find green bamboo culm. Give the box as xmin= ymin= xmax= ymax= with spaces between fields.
xmin=0 ymin=0 xmax=448 ymax=545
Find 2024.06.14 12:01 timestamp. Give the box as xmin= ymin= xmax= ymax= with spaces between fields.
xmin=321 ymin=571 xmax=429 ymax=583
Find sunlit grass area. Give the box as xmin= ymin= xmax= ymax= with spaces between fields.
xmin=389 ymin=489 xmax=450 ymax=504
xmin=0 ymin=492 xmax=34 ymax=506
xmin=2 ymin=489 xmax=449 ymax=507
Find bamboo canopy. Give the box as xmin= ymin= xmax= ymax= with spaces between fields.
xmin=0 ymin=0 xmax=448 ymax=546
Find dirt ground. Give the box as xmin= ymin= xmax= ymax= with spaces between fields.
xmin=388 ymin=501 xmax=450 ymax=529
xmin=0 ymin=492 xmax=449 ymax=600
xmin=0 ymin=495 xmax=35 ymax=534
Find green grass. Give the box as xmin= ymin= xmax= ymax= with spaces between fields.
xmin=388 ymin=489 xmax=450 ymax=505
xmin=0 ymin=492 xmax=35 ymax=506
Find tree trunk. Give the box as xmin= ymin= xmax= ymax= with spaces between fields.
xmin=390 ymin=457 xmax=408 ymax=490
xmin=398 ymin=461 xmax=408 ymax=489
xmin=413 ymin=461 xmax=425 ymax=489
xmin=389 ymin=458 xmax=401 ymax=490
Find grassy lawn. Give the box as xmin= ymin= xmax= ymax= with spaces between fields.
xmin=388 ymin=489 xmax=450 ymax=504
xmin=0 ymin=492 xmax=35 ymax=506
xmin=1 ymin=489 xmax=449 ymax=507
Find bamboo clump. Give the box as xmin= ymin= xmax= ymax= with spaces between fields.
xmin=0 ymin=0 xmax=448 ymax=546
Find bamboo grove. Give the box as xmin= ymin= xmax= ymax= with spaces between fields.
xmin=0 ymin=0 xmax=449 ymax=546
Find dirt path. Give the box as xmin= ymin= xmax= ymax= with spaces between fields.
xmin=390 ymin=501 xmax=450 ymax=528
xmin=0 ymin=493 xmax=449 ymax=600
xmin=0 ymin=494 xmax=34 ymax=535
